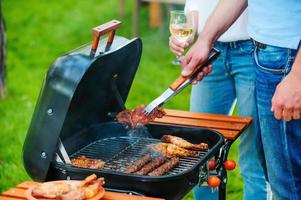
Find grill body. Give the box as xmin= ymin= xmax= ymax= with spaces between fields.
xmin=48 ymin=122 xmax=224 ymax=200
xmin=23 ymin=34 xmax=224 ymax=200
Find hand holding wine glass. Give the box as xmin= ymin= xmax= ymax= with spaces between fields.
xmin=169 ymin=10 xmax=196 ymax=64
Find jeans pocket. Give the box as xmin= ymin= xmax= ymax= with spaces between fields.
xmin=254 ymin=46 xmax=290 ymax=74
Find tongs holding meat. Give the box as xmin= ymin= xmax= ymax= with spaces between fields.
xmin=143 ymin=48 xmax=220 ymax=115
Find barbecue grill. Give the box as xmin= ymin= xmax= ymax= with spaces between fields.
xmin=22 ymin=20 xmax=246 ymax=200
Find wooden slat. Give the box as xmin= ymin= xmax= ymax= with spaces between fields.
xmin=154 ymin=116 xmax=246 ymax=130
xmin=153 ymin=109 xmax=252 ymax=141
xmin=2 ymin=189 xmax=25 ymax=199
xmin=164 ymin=109 xmax=252 ymax=124
xmin=0 ymin=197 xmax=22 ymax=200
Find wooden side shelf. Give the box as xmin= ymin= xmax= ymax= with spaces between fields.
xmin=153 ymin=109 xmax=252 ymax=141
xmin=0 ymin=181 xmax=164 ymax=200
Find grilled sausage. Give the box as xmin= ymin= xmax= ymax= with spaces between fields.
xmin=135 ymin=156 xmax=167 ymax=175
xmin=148 ymin=157 xmax=180 ymax=176
xmin=124 ymin=154 xmax=152 ymax=173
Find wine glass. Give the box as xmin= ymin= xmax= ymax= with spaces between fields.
xmin=169 ymin=10 xmax=194 ymax=65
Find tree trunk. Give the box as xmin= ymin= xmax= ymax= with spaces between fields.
xmin=0 ymin=0 xmax=7 ymax=99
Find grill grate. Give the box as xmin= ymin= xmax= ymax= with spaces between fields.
xmin=70 ymin=137 xmax=207 ymax=176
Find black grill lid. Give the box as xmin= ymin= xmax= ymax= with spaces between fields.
xmin=23 ymin=36 xmax=142 ymax=181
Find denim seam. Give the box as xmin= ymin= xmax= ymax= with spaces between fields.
xmin=283 ymin=48 xmax=291 ymax=76
xmin=254 ymin=47 xmax=286 ymax=74
xmin=281 ymin=121 xmax=298 ymax=200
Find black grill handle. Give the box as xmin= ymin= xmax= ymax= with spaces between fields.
xmin=90 ymin=20 xmax=121 ymax=58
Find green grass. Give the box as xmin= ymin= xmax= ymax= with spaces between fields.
xmin=0 ymin=0 xmax=243 ymax=199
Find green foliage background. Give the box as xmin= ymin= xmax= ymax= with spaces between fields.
xmin=0 ymin=0 xmax=243 ymax=199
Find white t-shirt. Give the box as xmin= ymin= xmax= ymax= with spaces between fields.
xmin=185 ymin=0 xmax=249 ymax=42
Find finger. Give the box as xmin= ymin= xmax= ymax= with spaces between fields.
xmin=182 ymin=50 xmax=193 ymax=66
xmin=169 ymin=41 xmax=184 ymax=56
xmin=293 ymin=109 xmax=301 ymax=120
xmin=282 ymin=108 xmax=293 ymax=122
xmin=202 ymin=66 xmax=210 ymax=76
xmin=171 ymin=36 xmax=189 ymax=48
xmin=273 ymin=105 xmax=283 ymax=120
xmin=182 ymin=57 xmax=199 ymax=77
xmin=192 ymin=80 xmax=198 ymax=85
xmin=195 ymin=72 xmax=204 ymax=81
xmin=208 ymin=65 xmax=213 ymax=73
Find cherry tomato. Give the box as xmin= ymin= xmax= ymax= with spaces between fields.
xmin=208 ymin=159 xmax=215 ymax=170
xmin=207 ymin=176 xmax=220 ymax=188
xmin=224 ymin=160 xmax=236 ymax=171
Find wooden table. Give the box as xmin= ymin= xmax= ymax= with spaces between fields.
xmin=1 ymin=109 xmax=251 ymax=200
xmin=154 ymin=109 xmax=252 ymax=141
xmin=0 ymin=182 xmax=164 ymax=200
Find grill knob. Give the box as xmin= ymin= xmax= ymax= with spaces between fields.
xmin=40 ymin=151 xmax=47 ymax=159
xmin=47 ymin=108 xmax=53 ymax=115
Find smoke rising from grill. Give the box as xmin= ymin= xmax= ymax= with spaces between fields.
xmin=126 ymin=124 xmax=152 ymax=138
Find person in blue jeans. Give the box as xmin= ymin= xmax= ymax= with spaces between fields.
xmin=169 ymin=1 xmax=271 ymax=199
xmin=181 ymin=0 xmax=301 ymax=199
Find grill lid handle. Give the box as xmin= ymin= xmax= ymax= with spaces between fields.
xmin=90 ymin=20 xmax=122 ymax=58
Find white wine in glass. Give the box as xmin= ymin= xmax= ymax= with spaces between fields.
xmin=170 ymin=24 xmax=193 ymax=43
xmin=170 ymin=10 xmax=194 ymax=65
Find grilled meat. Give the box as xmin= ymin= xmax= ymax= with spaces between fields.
xmin=150 ymin=143 xmax=199 ymax=157
xmin=59 ymin=177 xmax=105 ymax=200
xmin=32 ymin=174 xmax=104 ymax=200
xmin=116 ymin=105 xmax=166 ymax=128
xmin=135 ymin=156 xmax=167 ymax=175
xmin=162 ymin=135 xmax=208 ymax=150
xmin=71 ymin=155 xmax=105 ymax=169
xmin=124 ymin=154 xmax=152 ymax=173
xmin=148 ymin=157 xmax=180 ymax=176
xmin=32 ymin=182 xmax=72 ymax=198
xmin=58 ymin=189 xmax=85 ymax=200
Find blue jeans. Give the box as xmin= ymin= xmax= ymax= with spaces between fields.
xmin=254 ymin=43 xmax=301 ymax=200
xmin=191 ymin=40 xmax=271 ymax=200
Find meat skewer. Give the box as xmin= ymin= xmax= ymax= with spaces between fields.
xmin=150 ymin=143 xmax=199 ymax=157
xmin=135 ymin=156 xmax=167 ymax=175
xmin=124 ymin=154 xmax=152 ymax=173
xmin=161 ymin=135 xmax=208 ymax=150
xmin=148 ymin=157 xmax=180 ymax=176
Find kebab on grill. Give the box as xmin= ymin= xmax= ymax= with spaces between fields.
xmin=150 ymin=143 xmax=199 ymax=157
xmin=161 ymin=135 xmax=208 ymax=150
xmin=148 ymin=157 xmax=180 ymax=176
xmin=31 ymin=174 xmax=104 ymax=199
xmin=116 ymin=105 xmax=166 ymax=128
xmin=134 ymin=156 xmax=167 ymax=175
xmin=124 ymin=154 xmax=152 ymax=173
xmin=71 ymin=155 xmax=105 ymax=169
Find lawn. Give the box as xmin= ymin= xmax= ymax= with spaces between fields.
xmin=0 ymin=0 xmax=243 ymax=199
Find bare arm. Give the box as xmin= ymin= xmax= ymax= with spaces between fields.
xmin=272 ymin=49 xmax=301 ymax=121
xmin=181 ymin=0 xmax=247 ymax=79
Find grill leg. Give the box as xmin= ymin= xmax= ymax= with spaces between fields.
xmin=218 ymin=174 xmax=227 ymax=200
xmin=217 ymin=141 xmax=232 ymax=200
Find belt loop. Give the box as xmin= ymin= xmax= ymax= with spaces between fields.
xmin=252 ymin=38 xmax=267 ymax=49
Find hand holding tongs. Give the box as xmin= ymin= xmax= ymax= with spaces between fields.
xmin=143 ymin=48 xmax=220 ymax=115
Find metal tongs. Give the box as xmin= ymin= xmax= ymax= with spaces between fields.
xmin=143 ymin=48 xmax=220 ymax=115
